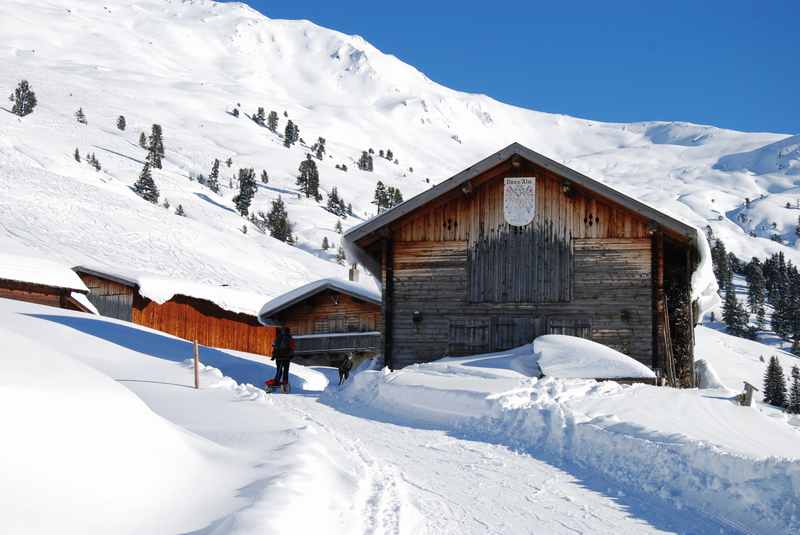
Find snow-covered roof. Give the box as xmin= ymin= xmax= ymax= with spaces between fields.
xmin=74 ymin=264 xmax=267 ymax=317
xmin=258 ymin=278 xmax=381 ymax=323
xmin=0 ymin=251 xmax=88 ymax=293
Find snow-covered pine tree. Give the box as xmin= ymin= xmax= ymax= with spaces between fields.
xmin=232 ymin=108 xmax=240 ymax=118
xmin=146 ymin=124 xmax=165 ymax=169
xmin=373 ymin=181 xmax=388 ymax=212
xmin=335 ymin=219 xmax=343 ymax=234
xmin=710 ymin=239 xmax=732 ymax=290
xmin=347 ymin=203 xmax=353 ymax=216
xmin=117 ymin=115 xmax=126 ymax=131
xmin=163 ymin=198 xmax=170 ymax=209
xmin=335 ymin=245 xmax=346 ymax=265
xmin=233 ymin=168 xmax=257 ymax=216
xmin=207 ymin=158 xmax=220 ymax=193
xmin=90 ymin=153 xmax=101 ymax=172
xmin=722 ymin=282 xmax=749 ymax=337
xmin=175 ymin=204 xmax=185 ymax=217
xmin=284 ymin=120 xmax=300 ymax=148
xmin=261 ymin=170 xmax=269 ymax=184
xmin=322 ymin=236 xmax=330 ymax=250
xmin=789 ymin=366 xmax=800 ymax=414
xmin=297 ymin=155 xmax=320 ymax=199
xmin=9 ymin=80 xmax=37 ymax=116
xmin=139 ymin=132 xmax=147 ymax=148
xmin=225 ymin=157 xmax=233 ymax=168
xmin=75 ymin=108 xmax=87 ymax=124
xmin=133 ymin=162 xmax=159 ymax=204
xmin=255 ymin=107 xmax=266 ymax=126
xmin=313 ymin=137 xmax=326 ymax=160
xmin=266 ymin=196 xmax=293 ymax=242
xmin=763 ymin=356 xmax=788 ymax=408
xmin=389 ymin=186 xmax=404 ymax=207
xmin=745 ymin=260 xmax=766 ymax=314
xmin=267 ymin=110 xmax=279 ymax=132
xmin=358 ymin=151 xmax=373 ymax=171
xmin=386 ymin=149 xmax=394 ymax=161
xmin=74 ymin=148 xmax=80 ymax=162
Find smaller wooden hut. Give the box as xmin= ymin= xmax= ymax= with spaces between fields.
xmin=74 ymin=266 xmax=276 ymax=356
xmin=258 ymin=278 xmax=382 ymax=364
xmin=0 ymin=252 xmax=93 ymax=313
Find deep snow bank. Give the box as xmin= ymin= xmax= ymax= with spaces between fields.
xmin=0 ymin=328 xmax=242 ymax=534
xmin=332 ymin=343 xmax=800 ymax=534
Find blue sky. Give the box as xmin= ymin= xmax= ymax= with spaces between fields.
xmin=231 ymin=1 xmax=797 ymax=134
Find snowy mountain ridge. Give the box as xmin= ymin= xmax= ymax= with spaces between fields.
xmin=1 ymin=0 xmax=799 ymax=304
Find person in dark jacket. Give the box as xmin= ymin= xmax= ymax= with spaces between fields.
xmin=270 ymin=327 xmax=295 ymax=392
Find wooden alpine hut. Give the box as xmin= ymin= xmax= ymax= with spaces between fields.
xmin=258 ymin=278 xmax=382 ymax=365
xmin=74 ymin=266 xmax=276 ymax=356
xmin=345 ymin=143 xmax=706 ymax=386
xmin=0 ymin=252 xmax=93 ymax=313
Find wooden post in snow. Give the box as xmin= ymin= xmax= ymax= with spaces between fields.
xmin=193 ymin=339 xmax=200 ymax=389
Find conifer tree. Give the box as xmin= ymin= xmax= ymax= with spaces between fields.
xmin=297 ymin=154 xmax=320 ymax=199
xmin=789 ymin=366 xmax=800 ymax=414
xmin=117 ymin=115 xmax=126 ymax=131
xmin=746 ymin=261 xmax=766 ymax=314
xmin=207 ymin=158 xmax=220 ymax=193
xmin=267 ymin=110 xmax=279 ymax=132
xmin=75 ymin=108 xmax=87 ymax=124
xmin=162 ymin=198 xmax=170 ymax=210
xmin=313 ymin=137 xmax=326 ymax=160
xmin=175 ymin=204 xmax=185 ymax=217
xmin=386 ymin=149 xmax=393 ymax=161
xmin=225 ymin=157 xmax=233 ymax=168
xmin=233 ymin=168 xmax=257 ymax=216
xmin=265 ymin=196 xmax=293 ymax=242
xmin=710 ymin=239 xmax=731 ymax=290
xmin=255 ymin=107 xmax=266 ymax=126
xmin=335 ymin=219 xmax=343 ymax=234
xmin=373 ymin=181 xmax=388 ymax=212
xmin=133 ymin=162 xmax=159 ymax=204
xmin=74 ymin=148 xmax=81 ymax=163
xmin=9 ymin=80 xmax=37 ymax=117
xmin=358 ymin=151 xmax=373 ymax=171
xmin=347 ymin=203 xmax=353 ymax=216
xmin=763 ymin=356 xmax=788 ymax=408
xmin=283 ymin=120 xmax=299 ymax=148
xmin=146 ymin=124 xmax=164 ymax=169
xmin=90 ymin=153 xmax=101 ymax=172
xmin=722 ymin=283 xmax=749 ymax=337
xmin=232 ymin=108 xmax=240 ymax=118
xmin=335 ymin=245 xmax=346 ymax=265
xmin=322 ymin=236 xmax=330 ymax=250
xmin=139 ymin=132 xmax=147 ymax=148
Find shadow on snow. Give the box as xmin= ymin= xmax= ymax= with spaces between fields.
xmin=26 ymin=313 xmax=308 ymax=389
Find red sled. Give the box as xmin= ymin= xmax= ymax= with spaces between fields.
xmin=264 ymin=379 xmax=290 ymax=393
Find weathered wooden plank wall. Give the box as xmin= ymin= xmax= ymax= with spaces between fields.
xmin=384 ymin=159 xmax=663 ymax=369
xmin=80 ymin=274 xmax=134 ymax=321
xmin=276 ymin=290 xmax=381 ymax=336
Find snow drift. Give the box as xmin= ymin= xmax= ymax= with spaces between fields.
xmin=533 ymin=335 xmax=656 ymax=379
xmin=333 ymin=341 xmax=800 ymax=535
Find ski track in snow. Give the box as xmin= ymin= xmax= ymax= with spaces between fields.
xmin=269 ymin=393 xmax=741 ymax=535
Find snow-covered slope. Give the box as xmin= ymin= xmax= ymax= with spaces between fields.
xmin=1 ymin=0 xmax=798 ymax=302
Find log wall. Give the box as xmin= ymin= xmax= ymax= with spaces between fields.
xmin=383 ymin=159 xmax=665 ymax=369
xmin=276 ymin=290 xmax=381 ymax=336
xmin=0 ymin=278 xmax=88 ymax=312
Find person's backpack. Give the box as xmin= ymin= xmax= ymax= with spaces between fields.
xmin=274 ymin=331 xmax=294 ymax=358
